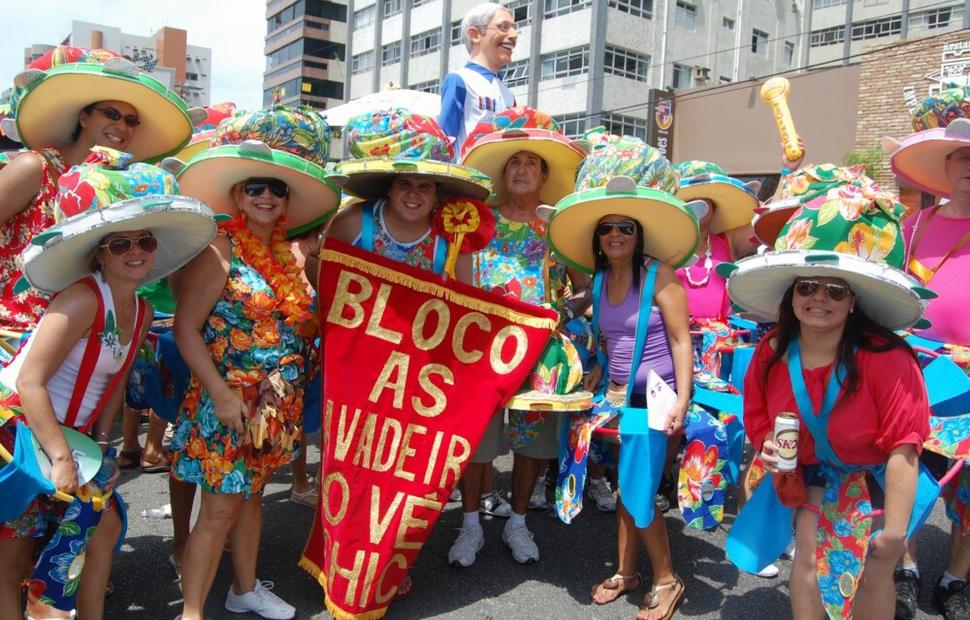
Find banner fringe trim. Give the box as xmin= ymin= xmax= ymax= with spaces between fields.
xmin=300 ymin=555 xmax=391 ymax=620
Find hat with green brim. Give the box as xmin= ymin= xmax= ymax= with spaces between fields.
xmin=7 ymin=55 xmax=194 ymax=163
xmin=674 ymin=161 xmax=761 ymax=234
xmin=331 ymin=157 xmax=491 ymax=201
xmin=546 ymin=135 xmax=706 ymax=274
xmin=20 ymin=147 xmax=217 ymax=294
xmin=167 ymin=107 xmax=342 ymax=232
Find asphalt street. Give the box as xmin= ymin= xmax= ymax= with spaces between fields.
xmin=105 ymin=433 xmax=953 ymax=620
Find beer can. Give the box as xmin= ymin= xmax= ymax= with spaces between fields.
xmin=774 ymin=412 xmax=800 ymax=472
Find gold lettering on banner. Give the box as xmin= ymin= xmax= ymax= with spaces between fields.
xmin=412 ymin=299 xmax=450 ymax=350
xmin=365 ymin=283 xmax=403 ymax=344
xmin=413 ymin=364 xmax=453 ymax=417
xmin=452 ymin=312 xmax=489 ymax=363
xmin=422 ymin=431 xmax=445 ymax=485
xmin=369 ymin=485 xmax=405 ymax=545
xmin=394 ymin=494 xmax=442 ymax=550
xmin=394 ymin=424 xmax=428 ymax=481
xmin=440 ymin=434 xmax=471 ymax=489
xmin=333 ymin=402 xmax=362 ymax=462
xmin=326 ymin=539 xmax=365 ymax=606
xmin=375 ymin=553 xmax=407 ymax=605
xmin=373 ymin=417 xmax=403 ymax=472
xmin=352 ymin=413 xmax=377 ymax=468
xmin=321 ymin=472 xmax=350 ymax=525
xmin=359 ymin=551 xmax=381 ymax=607
xmin=368 ymin=351 xmax=410 ymax=409
xmin=326 ymin=271 xmax=372 ymax=329
xmin=490 ymin=325 xmax=528 ymax=374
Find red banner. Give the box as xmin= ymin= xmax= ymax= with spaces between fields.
xmin=301 ymin=241 xmax=556 ymax=620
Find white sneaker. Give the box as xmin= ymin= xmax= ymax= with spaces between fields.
xmin=503 ymin=521 xmax=539 ymax=563
xmin=225 ymin=580 xmax=295 ymax=619
xmin=448 ymin=523 xmax=484 ymax=567
xmin=754 ymin=563 xmax=780 ymax=578
xmin=586 ymin=477 xmax=617 ymax=512
xmin=479 ymin=490 xmax=512 ymax=518
xmin=528 ymin=477 xmax=548 ymax=510
xmin=449 ymin=487 xmax=461 ymax=502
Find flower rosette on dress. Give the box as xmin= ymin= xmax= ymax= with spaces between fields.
xmin=431 ymin=196 xmax=495 ymax=278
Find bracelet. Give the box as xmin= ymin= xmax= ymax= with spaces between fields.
xmin=780 ymin=167 xmax=792 ymax=175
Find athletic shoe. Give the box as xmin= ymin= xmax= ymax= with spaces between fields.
xmin=225 ymin=580 xmax=295 ymax=620
xmin=586 ymin=477 xmax=617 ymax=512
xmin=528 ymin=477 xmax=548 ymax=510
xmin=480 ymin=490 xmax=512 ymax=518
xmin=754 ymin=563 xmax=780 ymax=578
xmin=449 ymin=487 xmax=461 ymax=502
xmin=448 ymin=523 xmax=484 ymax=567
xmin=893 ymin=568 xmax=919 ymax=620
xmin=935 ymin=578 xmax=970 ymax=620
xmin=503 ymin=520 xmax=540 ymax=564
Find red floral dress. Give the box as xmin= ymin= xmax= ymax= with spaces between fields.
xmin=0 ymin=148 xmax=66 ymax=332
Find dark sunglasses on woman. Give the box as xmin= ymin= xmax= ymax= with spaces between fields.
xmin=794 ymin=279 xmax=851 ymax=302
xmin=596 ymin=221 xmax=637 ymax=237
xmin=100 ymin=235 xmax=158 ymax=256
xmin=243 ymin=178 xmax=289 ymax=199
xmin=94 ymin=106 xmax=141 ymax=128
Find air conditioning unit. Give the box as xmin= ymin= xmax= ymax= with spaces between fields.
xmin=692 ymin=66 xmax=711 ymax=82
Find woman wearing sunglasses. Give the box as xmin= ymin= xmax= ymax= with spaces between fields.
xmin=545 ymin=139 xmax=704 ymax=620
xmin=724 ymin=172 xmax=935 ymax=619
xmin=0 ymin=150 xmax=214 ymax=620
xmin=169 ymin=107 xmax=339 ymax=620
xmin=0 ymin=46 xmax=193 ymax=334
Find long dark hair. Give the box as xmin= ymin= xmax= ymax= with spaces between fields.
xmin=591 ymin=218 xmax=646 ymax=287
xmin=762 ymin=280 xmax=916 ymax=396
xmin=71 ymin=103 xmax=98 ymax=143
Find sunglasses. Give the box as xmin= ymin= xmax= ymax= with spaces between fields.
xmin=100 ymin=235 xmax=158 ymax=256
xmin=794 ymin=279 xmax=852 ymax=302
xmin=243 ymin=178 xmax=289 ymax=198
xmin=94 ymin=106 xmax=141 ymax=128
xmin=596 ymin=221 xmax=637 ymax=237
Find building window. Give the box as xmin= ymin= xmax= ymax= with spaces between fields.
xmin=451 ymin=20 xmax=463 ymax=45
xmin=601 ymin=113 xmax=647 ymax=140
xmin=267 ymin=0 xmax=303 ymax=33
xmin=809 ymin=25 xmax=845 ymax=47
xmin=410 ymin=80 xmax=440 ymax=93
xmin=783 ymin=41 xmax=795 ymax=66
xmin=305 ymin=0 xmax=346 ymax=20
xmin=672 ymin=63 xmax=692 ymax=89
xmin=301 ymin=76 xmax=344 ymax=99
xmin=505 ymin=0 xmax=532 ymax=28
xmin=608 ymin=0 xmax=652 ymax=19
xmin=410 ymin=30 xmax=441 ymax=57
xmin=544 ymin=0 xmax=591 ymax=18
xmin=185 ymin=72 xmax=199 ymax=81
xmin=412 ymin=0 xmax=434 ymax=5
xmin=304 ymin=38 xmax=345 ymax=60
xmin=553 ymin=113 xmax=586 ymax=138
xmin=811 ymin=0 xmax=845 ymax=7
xmin=381 ymin=41 xmax=402 ymax=65
xmin=266 ymin=39 xmax=302 ymax=69
xmin=675 ymin=1 xmax=697 ymax=30
xmin=751 ymin=29 xmax=768 ymax=54
xmin=723 ymin=17 xmax=735 ymax=30
xmin=503 ymin=59 xmax=529 ymax=87
xmin=540 ymin=46 xmax=590 ymax=80
xmin=354 ymin=5 xmax=376 ymax=27
xmin=351 ymin=50 xmax=374 ymax=74
xmin=910 ymin=7 xmax=952 ymax=30
xmin=850 ymin=15 xmax=901 ymax=41
xmin=604 ymin=45 xmax=649 ymax=82
xmin=719 ymin=75 xmax=732 ymax=84
xmin=383 ymin=0 xmax=403 ymax=17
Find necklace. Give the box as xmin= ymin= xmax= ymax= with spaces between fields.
xmin=683 ymin=238 xmax=713 ymax=287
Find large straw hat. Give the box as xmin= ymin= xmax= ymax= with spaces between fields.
xmin=674 ymin=161 xmax=761 ymax=234
xmin=170 ymin=107 xmax=341 ymax=232
xmin=20 ymin=147 xmax=217 ymax=294
xmin=546 ymin=135 xmax=706 ymax=274
xmin=4 ymin=46 xmax=194 ymax=162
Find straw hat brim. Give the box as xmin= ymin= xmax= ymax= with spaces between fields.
xmin=172 ymin=129 xmax=215 ymax=163
xmin=723 ymin=251 xmax=928 ymax=331
xmin=461 ymin=129 xmax=586 ymax=206
xmin=752 ymin=198 xmax=801 ymax=247
xmin=331 ymin=157 xmax=492 ymax=201
xmin=675 ymin=175 xmax=759 ymax=234
xmin=548 ymin=185 xmax=700 ymax=274
xmin=21 ymin=195 xmax=217 ymax=294
xmin=889 ymin=128 xmax=970 ymax=197
xmin=177 ymin=144 xmax=341 ymax=232
xmin=13 ymin=63 xmax=192 ymax=162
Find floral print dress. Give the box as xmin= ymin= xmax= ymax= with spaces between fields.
xmin=170 ymin=235 xmax=306 ymax=497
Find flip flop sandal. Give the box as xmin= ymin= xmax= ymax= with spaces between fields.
xmin=117 ymin=449 xmax=142 ymax=469
xmin=394 ymin=575 xmax=413 ymax=601
xmin=289 ymin=486 xmax=319 ymax=508
xmin=140 ymin=454 xmax=170 ymax=473
xmin=638 ymin=575 xmax=685 ymax=620
xmin=591 ymin=572 xmax=643 ymax=605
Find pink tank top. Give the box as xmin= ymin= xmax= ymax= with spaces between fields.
xmin=676 ymin=233 xmax=732 ymax=320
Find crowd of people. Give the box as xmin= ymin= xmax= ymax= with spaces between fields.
xmin=0 ymin=3 xmax=968 ymax=620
